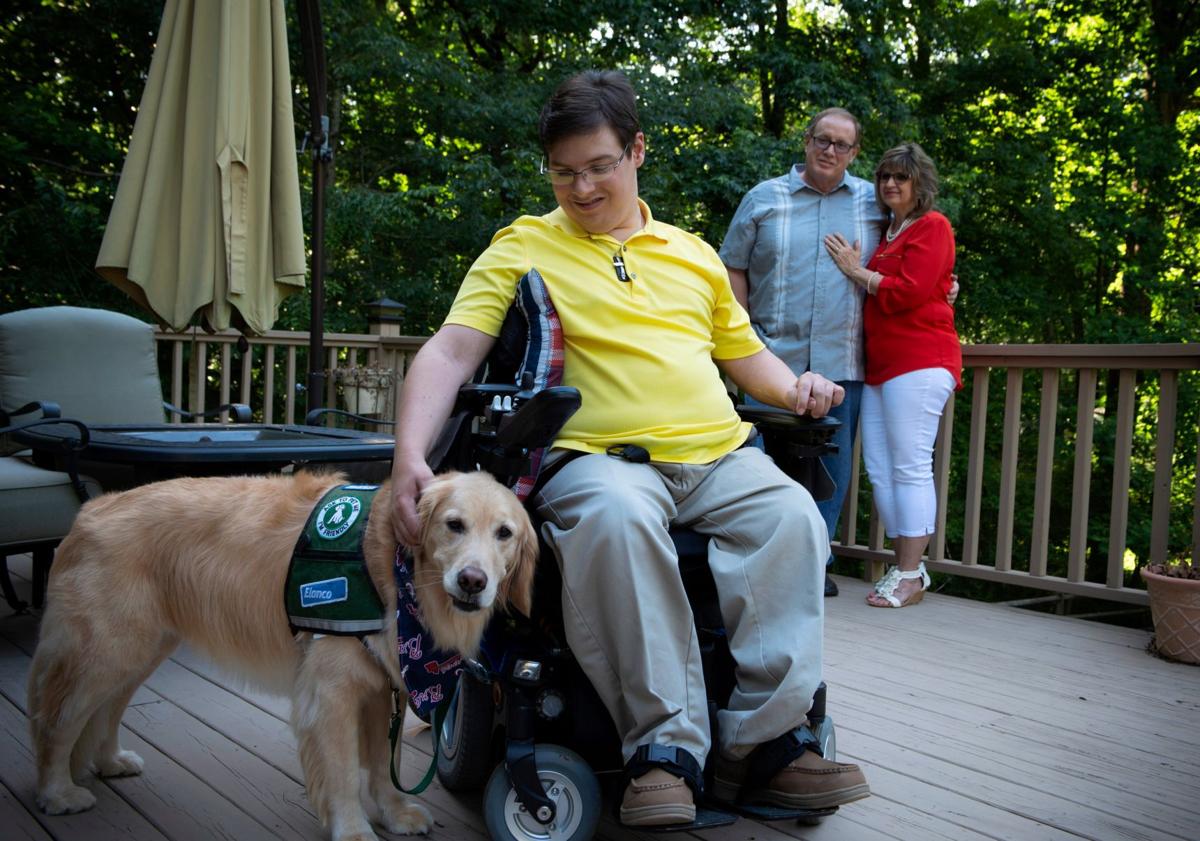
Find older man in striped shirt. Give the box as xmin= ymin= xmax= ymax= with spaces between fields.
xmin=720 ymin=108 xmax=886 ymax=598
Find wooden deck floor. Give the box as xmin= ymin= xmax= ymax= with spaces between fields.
xmin=2 ymin=553 xmax=1198 ymax=841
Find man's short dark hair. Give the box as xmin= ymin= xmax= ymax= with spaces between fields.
xmin=539 ymin=71 xmax=640 ymax=154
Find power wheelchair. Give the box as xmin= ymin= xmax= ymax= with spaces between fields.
xmin=414 ymin=324 xmax=845 ymax=841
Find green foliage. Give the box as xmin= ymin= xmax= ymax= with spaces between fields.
xmin=5 ymin=0 xmax=1195 ymax=346
xmin=1 ymin=0 xmax=1196 ymax=573
xmin=0 ymin=0 xmax=162 ymax=315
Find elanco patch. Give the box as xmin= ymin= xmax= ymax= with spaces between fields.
xmin=299 ymin=576 xmax=349 ymax=608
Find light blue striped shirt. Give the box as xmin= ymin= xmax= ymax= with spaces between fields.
xmin=719 ymin=165 xmax=887 ymax=381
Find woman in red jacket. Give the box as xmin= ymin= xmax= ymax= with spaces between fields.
xmin=824 ymin=143 xmax=961 ymax=608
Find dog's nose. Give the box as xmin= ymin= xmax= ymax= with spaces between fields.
xmin=457 ymin=565 xmax=488 ymax=595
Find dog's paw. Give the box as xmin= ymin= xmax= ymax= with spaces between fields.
xmin=37 ymin=784 xmax=97 ymax=815
xmin=377 ymin=799 xmax=433 ymax=835
xmin=95 ymin=749 xmax=144 ymax=778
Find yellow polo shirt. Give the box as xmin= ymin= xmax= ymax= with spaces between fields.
xmin=444 ymin=201 xmax=764 ymax=464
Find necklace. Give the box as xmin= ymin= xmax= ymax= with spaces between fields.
xmin=886 ymin=215 xmax=914 ymax=242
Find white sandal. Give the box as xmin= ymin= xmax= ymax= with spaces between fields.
xmin=869 ymin=562 xmax=931 ymax=608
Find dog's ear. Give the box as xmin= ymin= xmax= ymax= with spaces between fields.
xmin=499 ymin=506 xmax=538 ymax=617
xmin=414 ymin=472 xmax=456 ymax=557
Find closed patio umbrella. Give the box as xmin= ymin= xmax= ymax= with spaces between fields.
xmin=96 ymin=0 xmax=306 ymax=335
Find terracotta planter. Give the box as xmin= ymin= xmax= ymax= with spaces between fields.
xmin=1140 ymin=567 xmax=1200 ymax=664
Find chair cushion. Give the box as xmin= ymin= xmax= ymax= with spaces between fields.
xmin=0 ymin=456 xmax=99 ymax=547
xmin=0 ymin=306 xmax=164 ymax=425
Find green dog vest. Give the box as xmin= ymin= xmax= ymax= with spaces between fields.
xmin=285 ymin=484 xmax=386 ymax=635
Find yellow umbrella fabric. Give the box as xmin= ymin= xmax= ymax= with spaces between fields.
xmin=96 ymin=0 xmax=306 ymax=335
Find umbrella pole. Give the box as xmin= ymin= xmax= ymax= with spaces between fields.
xmin=308 ymin=127 xmax=330 ymax=413
xmin=298 ymin=0 xmax=330 ymax=415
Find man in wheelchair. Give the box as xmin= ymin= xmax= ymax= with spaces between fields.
xmin=390 ymin=70 xmax=870 ymax=829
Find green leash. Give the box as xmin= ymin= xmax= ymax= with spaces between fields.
xmin=389 ymin=689 xmax=450 ymax=795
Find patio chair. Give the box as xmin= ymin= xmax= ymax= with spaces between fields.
xmin=0 ymin=305 xmax=249 ymax=604
xmin=0 ymin=305 xmax=250 ymax=483
xmin=0 ymin=305 xmax=251 ymax=426
xmin=0 ymin=405 xmax=97 ymax=611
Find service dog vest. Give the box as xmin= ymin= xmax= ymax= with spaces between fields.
xmin=284 ymin=484 xmax=464 ymax=721
xmin=286 ymin=484 xmax=386 ymax=635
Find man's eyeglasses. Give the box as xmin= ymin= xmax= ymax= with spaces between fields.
xmin=540 ymin=143 xmax=631 ymax=186
xmin=809 ymin=135 xmax=856 ymax=156
xmin=877 ymin=171 xmax=912 ymax=184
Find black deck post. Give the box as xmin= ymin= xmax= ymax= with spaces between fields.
xmin=297 ymin=0 xmax=331 ymax=415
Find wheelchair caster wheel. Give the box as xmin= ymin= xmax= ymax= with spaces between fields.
xmin=483 ymin=744 xmax=600 ymax=841
xmin=436 ymin=670 xmax=496 ymax=791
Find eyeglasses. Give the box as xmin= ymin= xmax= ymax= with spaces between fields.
xmin=877 ymin=171 xmax=912 ymax=184
xmin=540 ymin=143 xmax=631 ymax=186
xmin=809 ymin=135 xmax=856 ymax=156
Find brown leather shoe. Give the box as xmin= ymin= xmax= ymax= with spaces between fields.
xmin=619 ymin=768 xmax=696 ymax=826
xmin=713 ymin=749 xmax=870 ymax=809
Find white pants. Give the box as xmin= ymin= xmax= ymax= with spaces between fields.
xmin=534 ymin=446 xmax=826 ymax=765
xmin=861 ymin=367 xmax=956 ymax=539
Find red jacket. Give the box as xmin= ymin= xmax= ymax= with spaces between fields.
xmin=865 ymin=210 xmax=962 ymax=387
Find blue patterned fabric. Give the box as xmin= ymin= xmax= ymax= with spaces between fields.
xmin=394 ymin=547 xmax=462 ymax=721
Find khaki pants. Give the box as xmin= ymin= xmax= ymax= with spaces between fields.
xmin=534 ymin=446 xmax=826 ymax=767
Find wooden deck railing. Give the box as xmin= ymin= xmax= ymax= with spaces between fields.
xmin=153 ymin=327 xmax=425 ymax=425
xmin=835 ymin=344 xmax=1200 ymax=606
xmin=155 ymin=330 xmax=1199 ymax=605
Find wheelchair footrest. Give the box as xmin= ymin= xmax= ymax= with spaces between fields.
xmin=632 ymin=804 xmax=740 ymax=832
xmin=730 ymin=802 xmax=838 ymax=822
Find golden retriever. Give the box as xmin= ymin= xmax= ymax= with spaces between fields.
xmin=27 ymin=470 xmax=536 ymax=841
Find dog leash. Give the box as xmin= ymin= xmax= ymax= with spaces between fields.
xmin=389 ymin=689 xmax=450 ymax=795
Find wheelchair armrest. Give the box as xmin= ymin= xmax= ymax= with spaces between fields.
xmin=164 ymin=401 xmax=252 ymax=423
xmin=736 ymin=405 xmax=839 ymax=454
xmin=736 ymin=405 xmax=839 ymax=501
xmin=303 ymin=407 xmax=395 ymax=429
xmin=735 ymin=404 xmax=840 ymax=433
xmin=439 ymin=384 xmax=581 ymax=483
xmin=453 ymin=382 xmax=523 ymax=415
xmin=495 ymin=387 xmax=582 ymax=452
xmin=454 ymin=384 xmax=582 ymax=455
